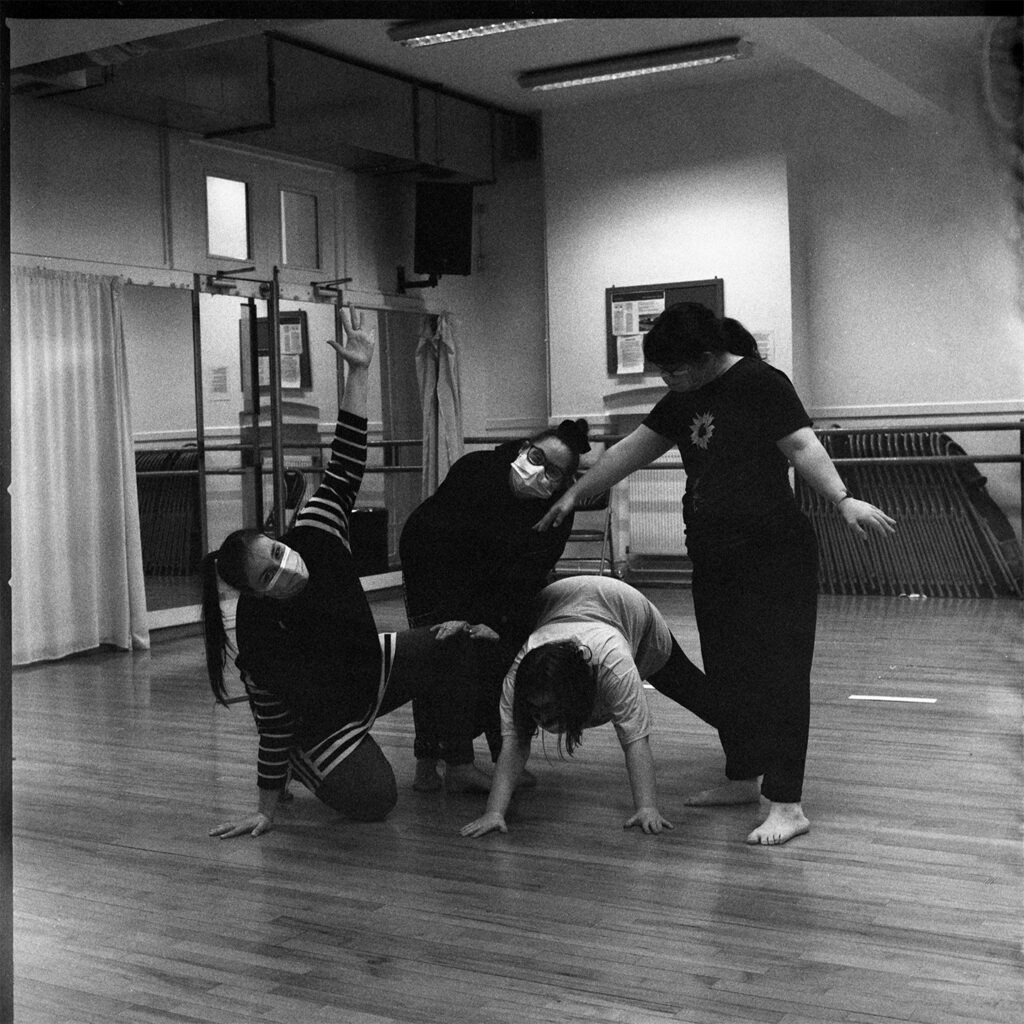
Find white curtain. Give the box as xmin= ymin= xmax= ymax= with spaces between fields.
xmin=415 ymin=312 xmax=465 ymax=498
xmin=10 ymin=268 xmax=149 ymax=665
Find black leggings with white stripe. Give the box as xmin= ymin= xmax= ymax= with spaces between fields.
xmin=292 ymin=627 xmax=479 ymax=822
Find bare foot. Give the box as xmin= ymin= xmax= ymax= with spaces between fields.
xmin=412 ymin=759 xmax=442 ymax=792
xmin=745 ymin=802 xmax=810 ymax=846
xmin=684 ymin=778 xmax=762 ymax=806
xmin=445 ymin=763 xmax=492 ymax=794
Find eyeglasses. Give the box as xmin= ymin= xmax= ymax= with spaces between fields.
xmin=656 ymin=362 xmax=693 ymax=376
xmin=525 ymin=444 xmax=567 ymax=483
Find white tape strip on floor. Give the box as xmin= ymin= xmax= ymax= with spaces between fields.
xmin=848 ymin=695 xmax=937 ymax=703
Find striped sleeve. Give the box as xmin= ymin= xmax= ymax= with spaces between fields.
xmin=293 ymin=410 xmax=367 ymax=551
xmin=243 ymin=678 xmax=298 ymax=791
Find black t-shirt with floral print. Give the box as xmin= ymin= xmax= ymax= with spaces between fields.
xmin=642 ymin=357 xmax=812 ymax=551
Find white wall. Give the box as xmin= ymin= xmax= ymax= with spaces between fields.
xmin=543 ymin=71 xmax=1022 ymax=416
xmin=544 ymin=111 xmax=792 ymax=423
xmin=540 ymin=68 xmax=1023 ymax=534
xmin=420 ymin=157 xmax=550 ymax=438
xmin=11 ymin=52 xmax=1022 ymax=539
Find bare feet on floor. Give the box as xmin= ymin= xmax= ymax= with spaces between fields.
xmin=412 ymin=759 xmax=442 ymax=792
xmin=444 ymin=763 xmax=493 ymax=794
xmin=745 ymin=802 xmax=810 ymax=846
xmin=684 ymin=778 xmax=762 ymax=806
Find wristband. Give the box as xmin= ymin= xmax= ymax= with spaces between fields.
xmin=833 ymin=491 xmax=853 ymax=507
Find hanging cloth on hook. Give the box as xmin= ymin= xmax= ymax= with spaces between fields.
xmin=415 ymin=311 xmax=464 ymax=498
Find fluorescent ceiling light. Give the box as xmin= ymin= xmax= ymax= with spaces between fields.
xmin=388 ymin=19 xmax=565 ymax=48
xmin=519 ymin=37 xmax=752 ymax=91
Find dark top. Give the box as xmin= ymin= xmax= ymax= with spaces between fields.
xmin=235 ymin=411 xmax=382 ymax=787
xmin=642 ymin=358 xmax=812 ymax=551
xmin=399 ymin=441 xmax=574 ymax=642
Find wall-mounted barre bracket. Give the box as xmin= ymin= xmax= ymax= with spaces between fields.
xmin=312 ymin=278 xmax=353 ymax=299
xmin=205 ymin=268 xmax=266 ymax=293
xmin=397 ymin=265 xmax=438 ymax=295
xmin=210 ymin=267 xmax=256 ymax=281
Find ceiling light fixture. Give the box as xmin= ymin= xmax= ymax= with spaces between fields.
xmin=518 ymin=37 xmax=752 ymax=91
xmin=388 ymin=19 xmax=565 ymax=48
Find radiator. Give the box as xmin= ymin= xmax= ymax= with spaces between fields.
xmin=627 ymin=466 xmax=687 ymax=554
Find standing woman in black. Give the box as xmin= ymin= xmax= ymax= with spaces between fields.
xmin=200 ymin=306 xmax=482 ymax=837
xmin=399 ymin=418 xmax=590 ymax=792
xmin=538 ymin=303 xmax=895 ymax=845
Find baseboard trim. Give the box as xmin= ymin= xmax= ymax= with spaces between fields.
xmin=146 ymin=570 xmax=405 ymax=630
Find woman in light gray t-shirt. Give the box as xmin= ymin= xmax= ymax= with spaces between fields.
xmin=460 ymin=576 xmax=719 ymax=838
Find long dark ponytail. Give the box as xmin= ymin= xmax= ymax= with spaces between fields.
xmin=720 ymin=317 xmax=762 ymax=359
xmin=200 ymin=528 xmax=261 ymax=706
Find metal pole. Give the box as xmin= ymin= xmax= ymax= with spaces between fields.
xmin=244 ymin=298 xmax=263 ymax=528
xmin=190 ymin=276 xmax=209 ymax=557
xmin=266 ymin=267 xmax=287 ymax=537
xmin=0 ymin=20 xmax=13 ymax=1019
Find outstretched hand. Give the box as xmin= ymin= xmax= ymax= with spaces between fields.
xmin=624 ymin=807 xmax=674 ymax=835
xmin=430 ymin=621 xmax=500 ymax=642
xmin=328 ymin=303 xmax=375 ymax=368
xmin=534 ymin=491 xmax=576 ymax=532
xmin=838 ymin=498 xmax=896 ymax=540
xmin=209 ymin=812 xmax=273 ymax=839
xmin=460 ymin=811 xmax=508 ymax=838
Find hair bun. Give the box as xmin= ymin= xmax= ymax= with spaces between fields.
xmin=557 ymin=418 xmax=591 ymax=454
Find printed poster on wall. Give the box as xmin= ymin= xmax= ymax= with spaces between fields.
xmin=257 ymin=321 xmax=305 ymax=388
xmin=616 ymin=335 xmax=646 ymax=374
xmin=611 ymin=291 xmax=665 ymax=373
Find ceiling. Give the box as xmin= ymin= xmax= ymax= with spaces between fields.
xmin=275 ymin=15 xmax=986 ymax=118
xmin=8 ymin=13 xmax=988 ymax=122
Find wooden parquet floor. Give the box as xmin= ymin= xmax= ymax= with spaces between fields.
xmin=11 ymin=588 xmax=1023 ymax=1024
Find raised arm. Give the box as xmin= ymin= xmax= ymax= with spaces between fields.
xmin=334 ymin=304 xmax=373 ymax=420
xmin=535 ymin=425 xmax=674 ymax=531
xmin=777 ymin=427 xmax=896 ymax=539
xmin=294 ymin=306 xmax=376 ymax=544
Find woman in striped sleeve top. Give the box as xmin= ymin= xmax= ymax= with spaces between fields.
xmin=200 ymin=306 xmax=484 ymax=838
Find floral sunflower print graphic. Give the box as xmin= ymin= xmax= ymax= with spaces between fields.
xmin=689 ymin=412 xmax=715 ymax=450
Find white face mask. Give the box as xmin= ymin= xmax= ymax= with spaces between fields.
xmin=264 ymin=545 xmax=309 ymax=599
xmin=510 ymin=453 xmax=557 ymax=499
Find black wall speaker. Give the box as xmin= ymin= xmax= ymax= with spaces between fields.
xmin=414 ymin=182 xmax=473 ymax=277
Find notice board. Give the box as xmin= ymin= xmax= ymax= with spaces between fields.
xmin=606 ymin=278 xmax=724 ymax=375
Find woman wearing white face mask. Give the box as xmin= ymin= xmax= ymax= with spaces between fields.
xmin=399 ymin=419 xmax=590 ymax=792
xmin=199 ymin=307 xmax=483 ymax=838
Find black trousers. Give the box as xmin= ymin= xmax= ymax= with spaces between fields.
xmin=403 ymin=577 xmax=514 ymax=765
xmin=646 ymin=636 xmax=721 ymax=730
xmin=689 ymin=513 xmax=818 ymax=804
xmin=410 ymin=635 xmax=514 ymax=765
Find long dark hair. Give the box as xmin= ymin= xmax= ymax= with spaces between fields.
xmin=512 ymin=640 xmax=597 ymax=756
xmin=643 ymin=302 xmax=761 ymax=365
xmin=200 ymin=528 xmax=261 ymax=706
